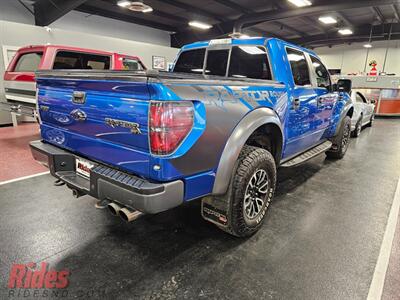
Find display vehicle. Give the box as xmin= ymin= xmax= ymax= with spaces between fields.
xmin=30 ymin=37 xmax=354 ymax=237
xmin=350 ymin=90 xmax=375 ymax=137
xmin=1 ymin=45 xmax=145 ymax=117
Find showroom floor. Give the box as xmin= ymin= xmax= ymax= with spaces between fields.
xmin=0 ymin=119 xmax=399 ymax=299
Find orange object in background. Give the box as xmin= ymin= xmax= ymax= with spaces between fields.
xmin=377 ymin=89 xmax=400 ymax=115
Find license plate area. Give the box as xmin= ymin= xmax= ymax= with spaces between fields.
xmin=75 ymin=157 xmax=94 ymax=178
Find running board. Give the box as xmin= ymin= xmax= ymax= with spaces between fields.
xmin=281 ymin=141 xmax=332 ymax=168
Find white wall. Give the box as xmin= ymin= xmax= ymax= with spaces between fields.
xmin=315 ymin=40 xmax=400 ymax=75
xmin=0 ymin=0 xmax=179 ymax=125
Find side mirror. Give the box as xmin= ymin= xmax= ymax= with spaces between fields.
xmin=370 ymin=99 xmax=376 ymax=104
xmin=332 ymin=83 xmax=338 ymax=92
xmin=337 ymin=79 xmax=352 ymax=94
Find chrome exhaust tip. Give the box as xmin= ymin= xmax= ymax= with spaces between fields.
xmin=107 ymin=202 xmax=122 ymax=216
xmin=119 ymin=207 xmax=143 ymax=223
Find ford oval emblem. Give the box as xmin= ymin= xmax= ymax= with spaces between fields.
xmin=70 ymin=109 xmax=87 ymax=121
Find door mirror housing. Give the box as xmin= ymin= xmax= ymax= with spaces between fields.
xmin=370 ymin=99 xmax=376 ymax=104
xmin=337 ymin=79 xmax=352 ymax=94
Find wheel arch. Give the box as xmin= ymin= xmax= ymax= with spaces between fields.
xmin=212 ymin=107 xmax=283 ymax=195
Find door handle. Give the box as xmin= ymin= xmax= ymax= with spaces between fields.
xmin=293 ymin=98 xmax=300 ymax=110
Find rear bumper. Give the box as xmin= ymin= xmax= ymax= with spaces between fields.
xmin=29 ymin=140 xmax=184 ymax=214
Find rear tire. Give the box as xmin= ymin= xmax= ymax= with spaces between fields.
xmin=326 ymin=116 xmax=351 ymax=159
xmin=351 ymin=117 xmax=362 ymax=138
xmin=219 ymin=145 xmax=276 ymax=237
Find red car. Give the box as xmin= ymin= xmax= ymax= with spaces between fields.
xmin=2 ymin=45 xmax=146 ymax=116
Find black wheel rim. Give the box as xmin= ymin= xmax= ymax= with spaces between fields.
xmin=243 ymin=169 xmax=269 ymax=220
xmin=342 ymin=123 xmax=351 ymax=151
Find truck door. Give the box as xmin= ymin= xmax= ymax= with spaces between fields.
xmin=308 ymin=55 xmax=336 ymax=133
xmin=284 ymin=48 xmax=321 ymax=158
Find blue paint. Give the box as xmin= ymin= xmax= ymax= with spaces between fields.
xmin=36 ymin=37 xmax=351 ymax=202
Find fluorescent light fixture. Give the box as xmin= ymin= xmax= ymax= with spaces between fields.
xmin=287 ymin=53 xmax=304 ymax=62
xmin=364 ymin=43 xmax=372 ymax=48
xmin=239 ymin=46 xmax=265 ymax=55
xmin=142 ymin=6 xmax=153 ymax=13
xmin=318 ymin=16 xmax=337 ymax=24
xmin=117 ymin=0 xmax=131 ymax=7
xmin=189 ymin=21 xmax=212 ymax=30
xmin=287 ymin=0 xmax=312 ymax=7
xmin=338 ymin=28 xmax=353 ymax=35
xmin=312 ymin=62 xmax=321 ymax=67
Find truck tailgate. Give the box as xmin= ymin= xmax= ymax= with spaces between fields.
xmin=37 ymin=74 xmax=152 ymax=178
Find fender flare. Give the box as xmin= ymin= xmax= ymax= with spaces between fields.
xmin=335 ymin=99 xmax=354 ymax=136
xmin=212 ymin=107 xmax=283 ymax=195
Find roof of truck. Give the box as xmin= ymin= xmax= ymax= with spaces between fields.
xmin=181 ymin=37 xmax=317 ymax=57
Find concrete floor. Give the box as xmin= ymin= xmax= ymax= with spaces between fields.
xmin=0 ymin=119 xmax=399 ymax=299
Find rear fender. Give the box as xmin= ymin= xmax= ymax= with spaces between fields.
xmin=212 ymin=107 xmax=283 ymax=195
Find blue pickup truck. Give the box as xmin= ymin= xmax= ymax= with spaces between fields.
xmin=30 ymin=37 xmax=353 ymax=237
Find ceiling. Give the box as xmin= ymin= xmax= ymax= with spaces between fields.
xmin=26 ymin=0 xmax=400 ymax=48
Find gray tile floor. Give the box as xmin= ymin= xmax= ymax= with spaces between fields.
xmin=0 ymin=119 xmax=399 ymax=299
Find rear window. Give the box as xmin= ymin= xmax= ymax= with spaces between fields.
xmin=173 ymin=48 xmax=205 ymax=74
xmin=228 ymin=46 xmax=272 ymax=80
xmin=14 ymin=52 xmax=43 ymax=72
xmin=205 ymin=49 xmax=229 ymax=76
xmin=122 ymin=58 xmax=145 ymax=71
xmin=286 ymin=48 xmax=311 ymax=86
xmin=53 ymin=51 xmax=110 ymax=70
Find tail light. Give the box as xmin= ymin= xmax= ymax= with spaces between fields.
xmin=149 ymin=101 xmax=194 ymax=155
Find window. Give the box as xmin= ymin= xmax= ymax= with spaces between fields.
xmin=356 ymin=93 xmax=366 ymax=103
xmin=122 ymin=58 xmax=145 ymax=71
xmin=286 ymin=48 xmax=310 ymax=86
xmin=173 ymin=49 xmax=205 ymax=74
xmin=205 ymin=49 xmax=229 ymax=76
xmin=310 ymin=56 xmax=330 ymax=89
xmin=53 ymin=51 xmax=110 ymax=70
xmin=228 ymin=46 xmax=272 ymax=80
xmin=14 ymin=52 xmax=43 ymax=72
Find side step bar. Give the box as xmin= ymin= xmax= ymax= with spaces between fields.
xmin=281 ymin=141 xmax=332 ymax=168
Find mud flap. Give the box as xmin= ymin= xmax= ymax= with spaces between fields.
xmin=201 ymin=194 xmax=230 ymax=228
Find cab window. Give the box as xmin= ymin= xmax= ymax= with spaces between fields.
xmin=173 ymin=48 xmax=205 ymax=74
xmin=205 ymin=49 xmax=229 ymax=76
xmin=356 ymin=93 xmax=366 ymax=103
xmin=228 ymin=46 xmax=272 ymax=80
xmin=310 ymin=56 xmax=331 ymax=89
xmin=53 ymin=51 xmax=110 ymax=70
xmin=122 ymin=58 xmax=145 ymax=71
xmin=286 ymin=48 xmax=311 ymax=86
xmin=13 ymin=52 xmax=43 ymax=72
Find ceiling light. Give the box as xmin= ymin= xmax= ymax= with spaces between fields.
xmin=338 ymin=28 xmax=353 ymax=35
xmin=364 ymin=44 xmax=372 ymax=48
xmin=239 ymin=46 xmax=265 ymax=55
xmin=287 ymin=53 xmax=304 ymax=62
xmin=318 ymin=16 xmax=337 ymax=24
xmin=142 ymin=7 xmax=153 ymax=13
xmin=287 ymin=0 xmax=312 ymax=7
xmin=189 ymin=21 xmax=212 ymax=30
xmin=118 ymin=1 xmax=153 ymax=13
xmin=117 ymin=0 xmax=131 ymax=7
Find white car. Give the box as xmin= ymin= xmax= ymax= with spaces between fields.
xmin=350 ymin=91 xmax=375 ymax=137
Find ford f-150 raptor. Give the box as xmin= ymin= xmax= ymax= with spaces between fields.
xmin=30 ymin=37 xmax=354 ymax=237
